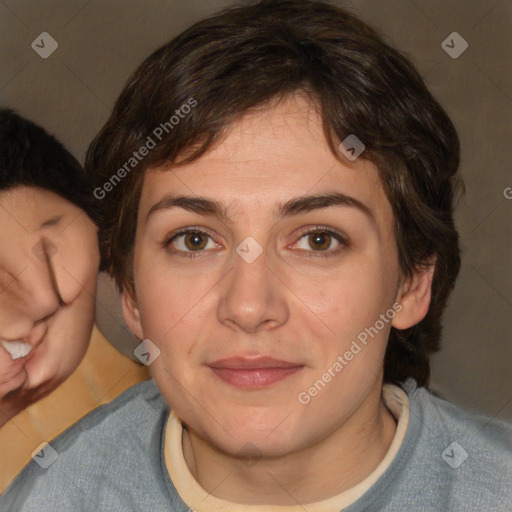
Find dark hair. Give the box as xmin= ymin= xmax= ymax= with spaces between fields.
xmin=86 ymin=0 xmax=465 ymax=387
xmin=0 ymin=108 xmax=98 ymax=226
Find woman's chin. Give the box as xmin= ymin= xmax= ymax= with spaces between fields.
xmin=199 ymin=418 xmax=304 ymax=459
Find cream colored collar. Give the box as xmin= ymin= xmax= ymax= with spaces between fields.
xmin=164 ymin=384 xmax=410 ymax=511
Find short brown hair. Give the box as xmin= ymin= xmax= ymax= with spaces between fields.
xmin=86 ymin=0 xmax=465 ymax=387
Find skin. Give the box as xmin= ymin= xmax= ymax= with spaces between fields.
xmin=0 ymin=186 xmax=99 ymax=427
xmin=123 ymin=93 xmax=434 ymax=505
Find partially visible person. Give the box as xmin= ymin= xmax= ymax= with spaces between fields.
xmin=0 ymin=109 xmax=149 ymax=493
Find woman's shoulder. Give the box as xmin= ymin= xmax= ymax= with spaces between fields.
xmin=0 ymin=378 xmax=170 ymax=510
xmin=405 ymin=378 xmax=512 ymax=446
xmin=401 ymin=378 xmax=512 ymax=484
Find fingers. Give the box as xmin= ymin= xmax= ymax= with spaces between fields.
xmin=0 ymin=344 xmax=28 ymax=398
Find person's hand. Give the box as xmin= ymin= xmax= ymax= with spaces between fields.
xmin=0 ymin=344 xmax=29 ymax=427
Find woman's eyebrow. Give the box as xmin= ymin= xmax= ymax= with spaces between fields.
xmin=279 ymin=193 xmax=376 ymax=225
xmin=38 ymin=215 xmax=63 ymax=230
xmin=146 ymin=192 xmax=376 ymax=225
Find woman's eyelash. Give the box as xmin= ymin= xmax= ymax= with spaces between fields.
xmin=162 ymin=226 xmax=347 ymax=259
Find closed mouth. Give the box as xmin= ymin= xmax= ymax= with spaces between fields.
xmin=206 ymin=356 xmax=304 ymax=389
xmin=207 ymin=356 xmax=301 ymax=370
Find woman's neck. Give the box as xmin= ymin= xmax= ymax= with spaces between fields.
xmin=181 ymin=387 xmax=397 ymax=506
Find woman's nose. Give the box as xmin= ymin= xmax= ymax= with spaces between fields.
xmin=217 ymin=246 xmax=288 ymax=333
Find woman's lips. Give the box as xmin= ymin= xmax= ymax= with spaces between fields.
xmin=207 ymin=357 xmax=303 ymax=389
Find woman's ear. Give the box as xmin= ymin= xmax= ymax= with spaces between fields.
xmin=121 ymin=287 xmax=144 ymax=340
xmin=392 ymin=257 xmax=436 ymax=330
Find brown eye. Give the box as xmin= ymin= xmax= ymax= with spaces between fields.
xmin=308 ymin=232 xmax=332 ymax=251
xmin=164 ymin=228 xmax=217 ymax=256
xmin=183 ymin=232 xmax=208 ymax=251
xmin=293 ymin=227 xmax=347 ymax=258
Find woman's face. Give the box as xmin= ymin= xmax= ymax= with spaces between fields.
xmin=0 ymin=186 xmax=99 ymax=413
xmin=124 ymin=94 xmax=415 ymax=458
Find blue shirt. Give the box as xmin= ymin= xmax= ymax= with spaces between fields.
xmin=1 ymin=378 xmax=511 ymax=511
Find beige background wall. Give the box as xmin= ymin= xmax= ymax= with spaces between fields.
xmin=1 ymin=0 xmax=511 ymax=421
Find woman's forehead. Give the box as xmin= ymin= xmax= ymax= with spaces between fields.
xmin=138 ymin=96 xmax=386 ymax=218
